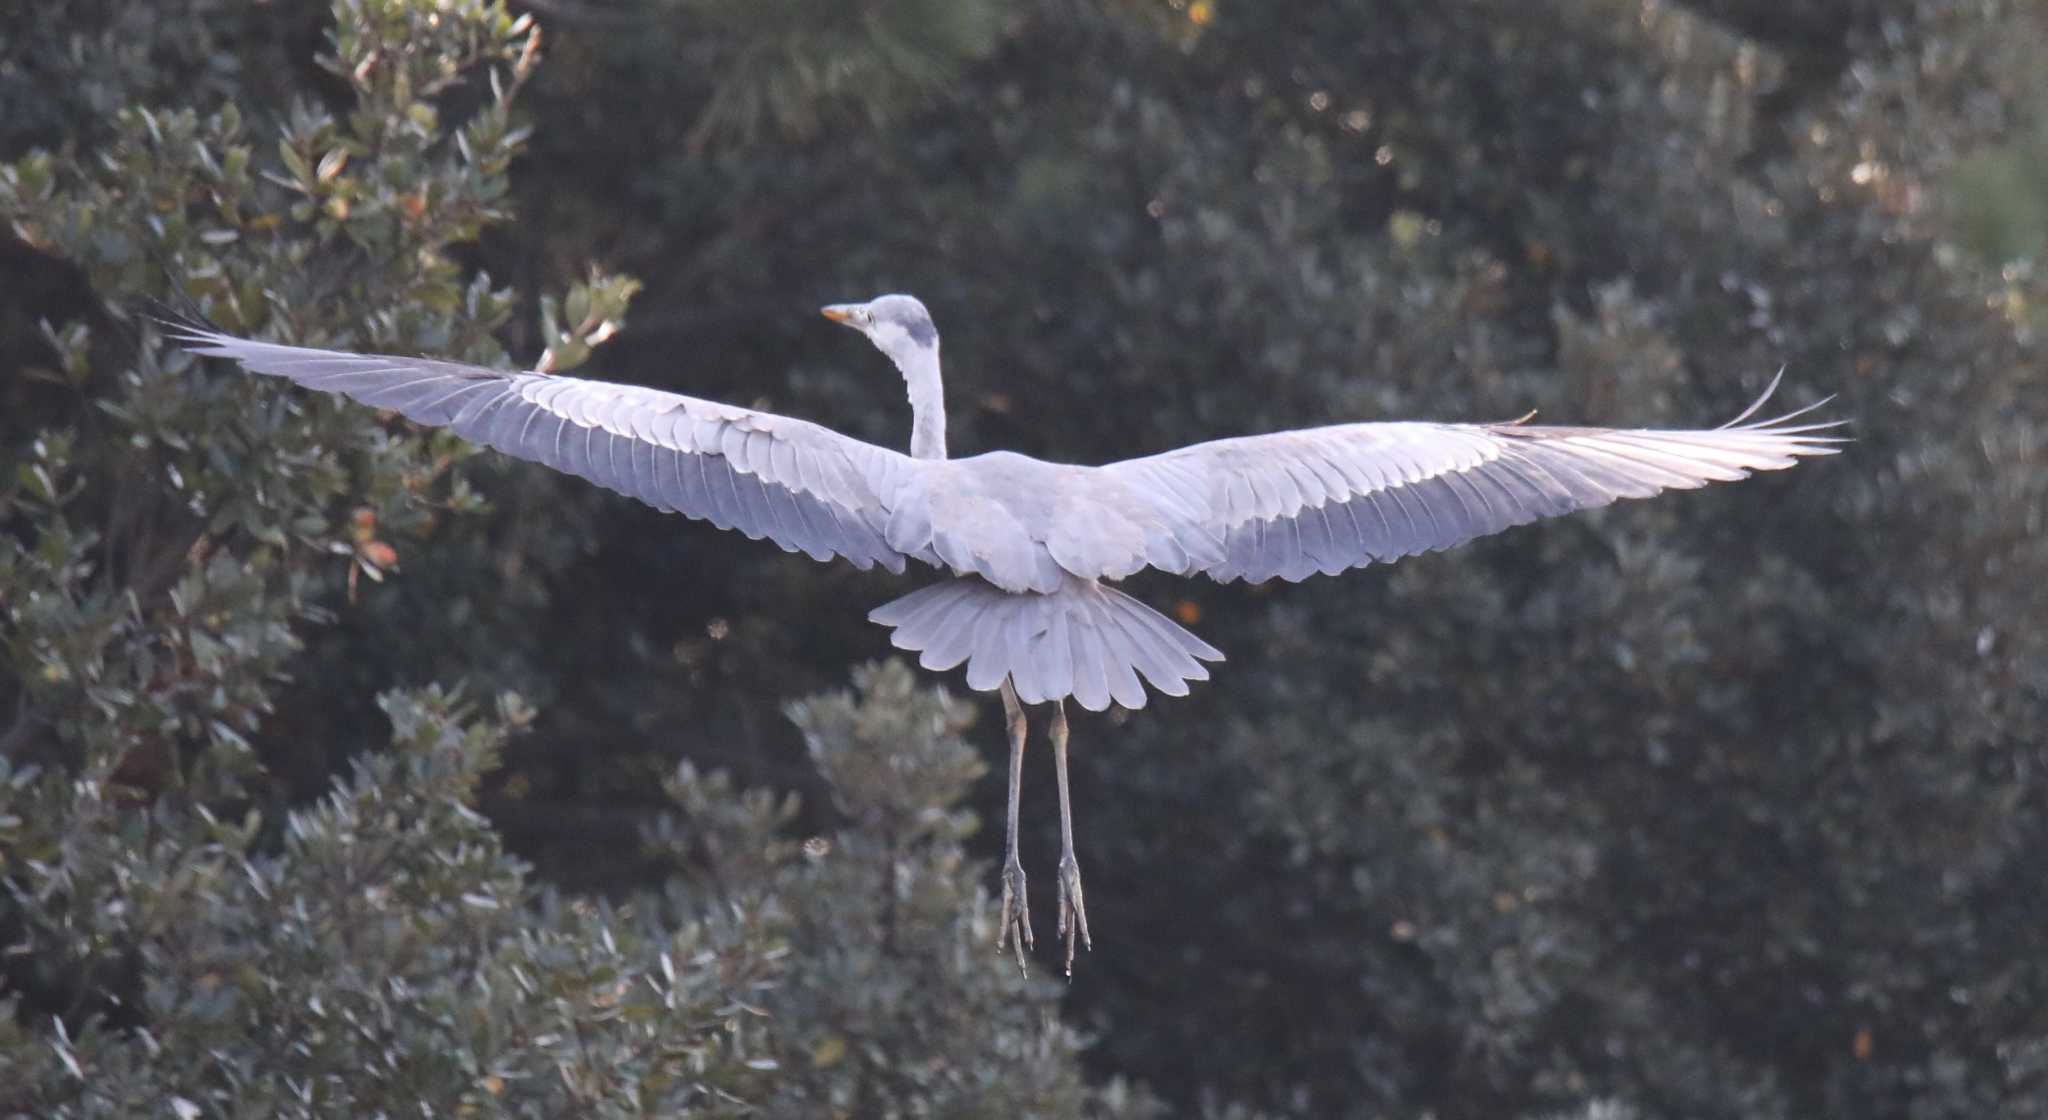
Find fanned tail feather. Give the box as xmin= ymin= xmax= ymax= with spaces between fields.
xmin=869 ymin=577 xmax=1224 ymax=711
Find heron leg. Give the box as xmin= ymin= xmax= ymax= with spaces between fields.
xmin=997 ymin=680 xmax=1034 ymax=969
xmin=1050 ymin=699 xmax=1092 ymax=975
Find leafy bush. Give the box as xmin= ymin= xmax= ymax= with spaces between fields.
xmin=1 ymin=2 xmax=1140 ymax=1115
xmin=7 ymin=0 xmax=2046 ymax=1117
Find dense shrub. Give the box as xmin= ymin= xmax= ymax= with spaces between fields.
xmin=5 ymin=0 xmax=2043 ymax=1117
xmin=1 ymin=3 xmax=1140 ymax=1115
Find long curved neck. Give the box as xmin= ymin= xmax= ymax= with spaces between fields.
xmin=897 ymin=342 xmax=948 ymax=460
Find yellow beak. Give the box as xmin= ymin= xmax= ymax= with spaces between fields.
xmin=820 ymin=304 xmax=859 ymax=324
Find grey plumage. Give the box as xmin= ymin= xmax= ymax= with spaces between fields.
xmin=870 ymin=574 xmax=1221 ymax=709
xmin=167 ymin=310 xmax=1839 ymax=712
xmin=175 ymin=330 xmax=912 ymax=573
xmin=170 ymin=293 xmax=1842 ymax=974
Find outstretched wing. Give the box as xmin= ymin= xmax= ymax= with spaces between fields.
xmin=168 ymin=323 xmax=919 ymax=572
xmin=1098 ymin=375 xmax=1844 ymax=584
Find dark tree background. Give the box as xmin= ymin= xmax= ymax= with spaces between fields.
xmin=4 ymin=0 xmax=2044 ymax=1116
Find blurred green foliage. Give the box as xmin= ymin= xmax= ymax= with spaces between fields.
xmin=4 ymin=0 xmax=2046 ymax=1117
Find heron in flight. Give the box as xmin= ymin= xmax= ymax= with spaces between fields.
xmin=171 ymin=294 xmax=1840 ymax=974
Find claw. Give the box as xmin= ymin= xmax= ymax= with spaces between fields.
xmin=998 ymin=855 xmax=1034 ymax=972
xmin=1056 ymin=853 xmax=1091 ymax=976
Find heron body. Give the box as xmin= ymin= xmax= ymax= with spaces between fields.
xmin=171 ymin=293 xmax=1842 ymax=973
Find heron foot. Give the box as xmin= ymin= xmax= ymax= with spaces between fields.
xmin=1057 ymin=852 xmax=1092 ymax=977
xmin=998 ymin=855 xmax=1034 ymax=971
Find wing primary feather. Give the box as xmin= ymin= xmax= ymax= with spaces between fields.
xmin=1566 ymin=437 xmax=1725 ymax=485
xmin=1446 ymin=464 xmax=1504 ymax=524
xmin=772 ymin=484 xmax=832 ymax=561
xmin=627 ymin=438 xmax=664 ymax=509
xmin=786 ymin=489 xmax=843 ymax=561
xmin=1461 ymin=461 xmax=1535 ymax=525
xmin=689 ymin=456 xmax=731 ymax=529
xmin=708 ymin=459 xmax=747 ymax=530
xmin=335 ymin=368 xmax=452 ymax=407
xmin=1322 ymin=499 xmax=1364 ymax=574
xmin=756 ymin=478 xmax=804 ymax=554
xmin=602 ymin=429 xmax=633 ymax=499
xmin=1438 ymin=469 xmax=1505 ymax=538
xmin=1352 ymin=492 xmax=1396 ymax=561
xmin=1486 ymin=452 xmax=1572 ymax=516
xmin=1267 ymin=514 xmax=1305 ymax=582
xmin=1303 ymin=503 xmax=1344 ymax=577
xmin=1503 ymin=445 xmax=1616 ymax=505
xmin=788 ymin=490 xmax=844 ymax=561
xmin=820 ymin=502 xmax=881 ymax=570
xmin=449 ymin=385 xmax=508 ymax=429
xmin=659 ymin=447 xmax=691 ymax=519
xmin=401 ymin=379 xmax=496 ymax=423
xmin=1381 ymin=482 xmax=1432 ymax=556
xmin=448 ymin=388 xmax=508 ymax=436
xmin=675 ymin=454 xmax=713 ymax=524
xmin=1409 ymin=476 xmax=1476 ymax=547
xmin=558 ymin=422 xmax=594 ymax=482
xmin=464 ymin=393 xmax=520 ymax=451
xmin=501 ymin=395 xmax=544 ymax=460
xmin=547 ymin=414 xmax=573 ymax=475
xmin=1714 ymin=368 xmax=1783 ymax=428
xmin=1219 ymin=520 xmax=1254 ymax=583
xmin=732 ymin=473 xmax=776 ymax=541
xmin=603 ymin=430 xmax=638 ymax=499
xmin=1547 ymin=439 xmax=1697 ymax=491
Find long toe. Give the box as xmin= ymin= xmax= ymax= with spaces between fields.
xmin=998 ymin=857 xmax=1035 ymax=970
xmin=1057 ymin=854 xmax=1092 ymax=976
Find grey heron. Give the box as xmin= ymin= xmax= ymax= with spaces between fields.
xmin=169 ymin=294 xmax=1841 ymax=975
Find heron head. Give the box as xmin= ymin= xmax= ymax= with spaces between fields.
xmin=821 ymin=294 xmax=938 ymax=358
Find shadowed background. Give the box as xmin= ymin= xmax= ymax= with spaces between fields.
xmin=3 ymin=1 xmax=2044 ymax=1117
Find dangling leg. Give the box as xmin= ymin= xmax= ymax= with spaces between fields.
xmin=1050 ymin=699 xmax=1092 ymax=975
xmin=997 ymin=680 xmax=1035 ymax=969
